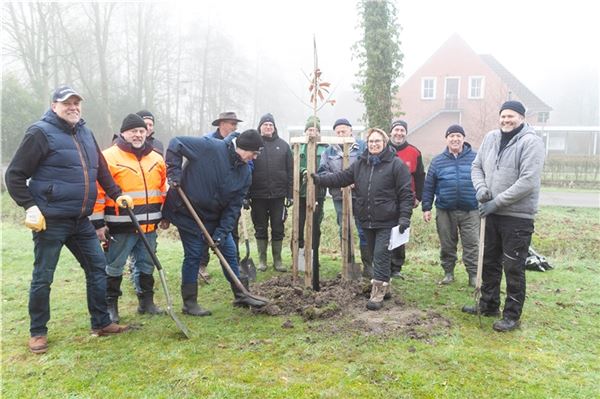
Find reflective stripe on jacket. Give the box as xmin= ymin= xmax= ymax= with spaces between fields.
xmin=92 ymin=144 xmax=166 ymax=233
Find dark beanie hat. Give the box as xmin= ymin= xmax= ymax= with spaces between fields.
xmin=258 ymin=113 xmax=276 ymax=130
xmin=236 ymin=129 xmax=264 ymax=152
xmin=136 ymin=109 xmax=154 ymax=121
xmin=120 ymin=113 xmax=147 ymax=133
xmin=445 ymin=124 xmax=465 ymax=137
xmin=390 ymin=119 xmax=408 ymax=132
xmin=500 ymin=100 xmax=526 ymax=116
xmin=333 ymin=118 xmax=352 ymax=130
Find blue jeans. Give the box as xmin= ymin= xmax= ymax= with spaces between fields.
xmin=177 ymin=223 xmax=240 ymax=285
xmin=333 ymin=199 xmax=366 ymax=246
xmin=30 ymin=217 xmax=111 ymax=336
xmin=363 ymin=227 xmax=392 ymax=282
xmin=105 ymin=232 xmax=157 ymax=278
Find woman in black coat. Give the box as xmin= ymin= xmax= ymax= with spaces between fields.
xmin=312 ymin=128 xmax=413 ymax=310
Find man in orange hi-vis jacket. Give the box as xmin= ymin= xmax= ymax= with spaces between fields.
xmin=91 ymin=113 xmax=168 ymax=323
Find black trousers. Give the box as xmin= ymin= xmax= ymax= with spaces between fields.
xmin=480 ymin=214 xmax=534 ymax=320
xmin=250 ymin=198 xmax=286 ymax=241
xmin=391 ymin=245 xmax=405 ymax=273
xmin=297 ymin=197 xmax=325 ymax=266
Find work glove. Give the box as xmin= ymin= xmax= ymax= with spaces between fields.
xmin=397 ymin=217 xmax=411 ymax=234
xmin=25 ymin=205 xmax=46 ymax=232
xmin=310 ymin=172 xmax=321 ymax=185
xmin=476 ymin=187 xmax=492 ymax=203
xmin=479 ymin=200 xmax=498 ymax=218
xmin=284 ymin=197 xmax=294 ymax=208
xmin=211 ymin=233 xmax=224 ymax=247
xmin=116 ymin=195 xmax=134 ymax=209
xmin=242 ymin=198 xmax=251 ymax=210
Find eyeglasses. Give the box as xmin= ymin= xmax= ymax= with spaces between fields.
xmin=368 ymin=139 xmax=383 ymax=144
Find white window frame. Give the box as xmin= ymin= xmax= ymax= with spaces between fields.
xmin=421 ymin=77 xmax=436 ymax=100
xmin=444 ymin=76 xmax=461 ymax=99
xmin=468 ymin=76 xmax=485 ymax=99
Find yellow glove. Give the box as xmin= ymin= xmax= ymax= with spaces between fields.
xmin=116 ymin=195 xmax=134 ymax=209
xmin=25 ymin=206 xmax=46 ymax=232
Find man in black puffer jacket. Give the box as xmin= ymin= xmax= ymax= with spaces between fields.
xmin=247 ymin=113 xmax=293 ymax=272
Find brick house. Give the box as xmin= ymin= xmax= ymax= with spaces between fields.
xmin=396 ymin=33 xmax=552 ymax=157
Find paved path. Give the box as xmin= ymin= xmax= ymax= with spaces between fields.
xmin=539 ymin=191 xmax=599 ymax=208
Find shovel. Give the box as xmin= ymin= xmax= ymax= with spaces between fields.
xmin=473 ymin=217 xmax=486 ymax=327
xmin=346 ymin=198 xmax=362 ymax=280
xmin=120 ymin=204 xmax=191 ymax=339
xmin=176 ymin=187 xmax=269 ymax=305
xmin=239 ymin=210 xmax=257 ymax=282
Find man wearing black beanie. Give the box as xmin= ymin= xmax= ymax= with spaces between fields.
xmin=136 ymin=110 xmax=164 ymax=156
xmin=91 ymin=113 xmax=168 ymax=323
xmin=462 ymin=100 xmax=545 ymax=332
xmin=247 ymin=113 xmax=293 ymax=272
xmin=163 ymin=129 xmax=267 ymax=313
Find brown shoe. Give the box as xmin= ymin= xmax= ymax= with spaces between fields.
xmin=91 ymin=322 xmax=130 ymax=337
xmin=28 ymin=335 xmax=48 ymax=354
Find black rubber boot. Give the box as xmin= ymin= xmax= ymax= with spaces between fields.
xmin=230 ymin=280 xmax=267 ymax=308
xmin=493 ymin=318 xmax=521 ymax=332
xmin=461 ymin=304 xmax=500 ymax=317
xmin=181 ymin=283 xmax=211 ymax=316
xmin=256 ymin=239 xmax=268 ymax=271
xmin=359 ymin=244 xmax=373 ymax=279
xmin=106 ymin=275 xmax=123 ymax=323
xmin=272 ymin=240 xmax=286 ymax=272
xmin=137 ymin=273 xmax=165 ymax=315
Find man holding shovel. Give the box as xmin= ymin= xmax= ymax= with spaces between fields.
xmin=462 ymin=101 xmax=545 ymax=332
xmin=91 ymin=113 xmax=168 ymax=323
xmin=163 ymin=129 xmax=267 ymax=314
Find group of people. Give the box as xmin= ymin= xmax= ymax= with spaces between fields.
xmin=5 ymin=83 xmax=544 ymax=354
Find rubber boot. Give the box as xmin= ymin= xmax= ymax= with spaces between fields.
xmin=359 ymin=244 xmax=373 ymax=279
xmin=106 ymin=275 xmax=123 ymax=323
xmin=272 ymin=240 xmax=286 ymax=272
xmin=256 ymin=239 xmax=268 ymax=272
xmin=181 ymin=283 xmax=211 ymax=316
xmin=440 ymin=272 xmax=455 ymax=285
xmin=366 ymin=279 xmax=388 ymax=311
xmin=137 ymin=273 xmax=165 ymax=315
xmin=230 ymin=280 xmax=267 ymax=308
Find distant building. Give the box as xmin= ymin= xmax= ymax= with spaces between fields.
xmin=395 ymin=33 xmax=552 ymax=156
xmin=535 ymin=126 xmax=600 ymax=156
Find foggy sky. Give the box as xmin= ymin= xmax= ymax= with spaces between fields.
xmin=173 ymin=0 xmax=598 ymax=126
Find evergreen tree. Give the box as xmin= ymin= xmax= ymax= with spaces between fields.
xmin=353 ymin=0 xmax=403 ymax=130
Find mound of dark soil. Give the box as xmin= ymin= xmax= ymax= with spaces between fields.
xmin=251 ymin=274 xmax=452 ymax=339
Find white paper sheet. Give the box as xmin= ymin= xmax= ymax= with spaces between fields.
xmin=388 ymin=226 xmax=410 ymax=250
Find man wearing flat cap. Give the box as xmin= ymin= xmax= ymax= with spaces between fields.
xmin=5 ymin=85 xmax=131 ymax=353
xmin=421 ymin=124 xmax=479 ymax=287
xmin=164 ymin=129 xmax=267 ymax=314
xmin=462 ymin=100 xmax=545 ymax=332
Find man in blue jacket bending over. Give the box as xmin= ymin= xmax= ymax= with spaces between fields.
xmin=163 ymin=129 xmax=267 ymax=315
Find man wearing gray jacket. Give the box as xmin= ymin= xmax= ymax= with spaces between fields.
xmin=462 ymin=100 xmax=545 ymax=332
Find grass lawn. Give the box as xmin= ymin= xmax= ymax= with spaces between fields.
xmin=2 ymin=196 xmax=599 ymax=398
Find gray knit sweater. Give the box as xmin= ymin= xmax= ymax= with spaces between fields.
xmin=471 ymin=124 xmax=545 ymax=219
